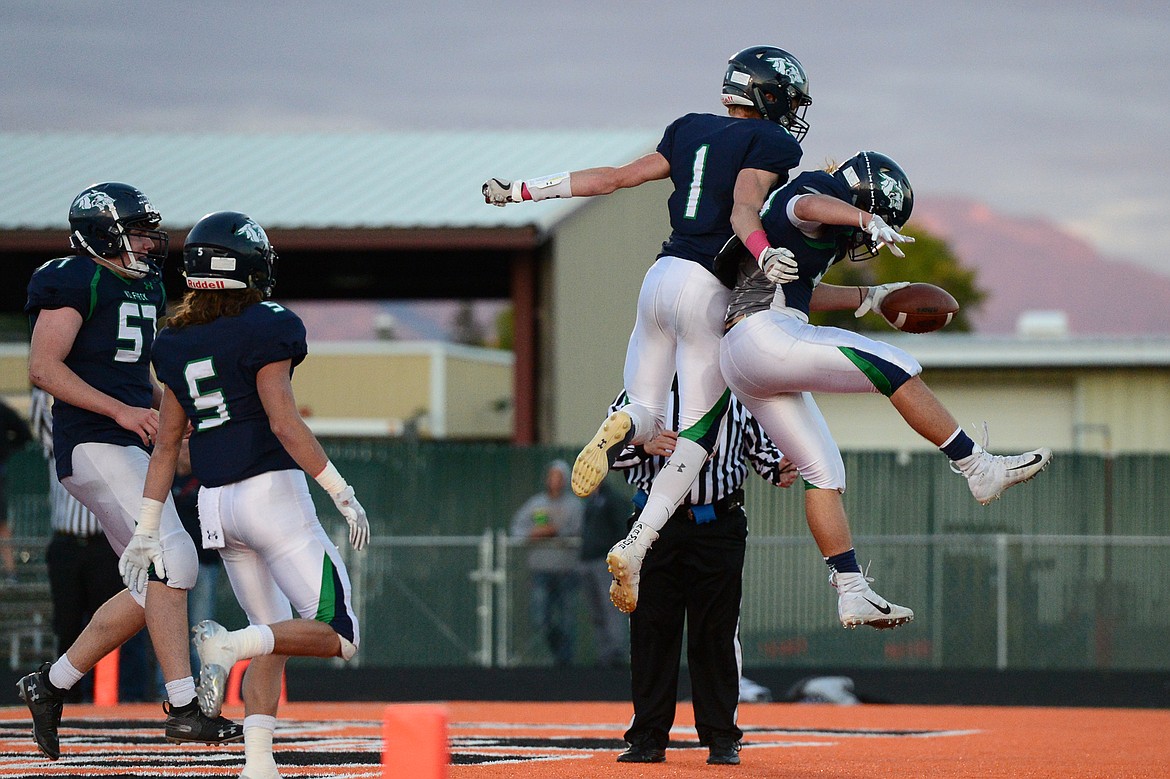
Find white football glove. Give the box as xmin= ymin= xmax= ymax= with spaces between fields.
xmin=855 ymin=281 xmax=911 ymax=327
xmin=758 ymin=246 xmax=799 ymax=284
xmin=482 ymin=178 xmax=524 ymax=207
xmin=331 ymin=486 xmax=370 ymax=551
xmin=863 ymin=215 xmax=915 ymax=258
xmin=119 ymin=528 xmax=165 ymax=594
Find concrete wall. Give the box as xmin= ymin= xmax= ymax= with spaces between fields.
xmin=544 ymin=179 xmax=673 ymax=445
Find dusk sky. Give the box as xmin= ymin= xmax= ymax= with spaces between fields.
xmin=4 ymin=1 xmax=1166 ymax=277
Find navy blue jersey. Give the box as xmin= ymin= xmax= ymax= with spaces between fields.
xmin=656 ymin=113 xmax=802 ymax=270
xmin=758 ymin=170 xmax=855 ymax=314
xmin=152 ymin=301 xmax=307 ymax=488
xmin=26 ymin=256 xmax=166 ymax=479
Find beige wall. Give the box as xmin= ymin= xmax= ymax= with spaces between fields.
xmin=2 ymin=342 xmax=513 ymax=440
xmin=297 ymin=342 xmax=513 ymax=439
xmin=546 ymin=179 xmax=673 ymax=444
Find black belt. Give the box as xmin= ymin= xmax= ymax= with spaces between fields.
xmin=634 ymin=487 xmax=745 ymax=524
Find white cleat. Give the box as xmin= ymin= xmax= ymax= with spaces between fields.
xmin=831 ymin=570 xmax=914 ymax=630
xmin=955 ymin=446 xmax=1052 ymax=505
xmin=192 ymin=619 xmax=237 ymax=718
xmin=572 ymin=410 xmax=634 ymax=497
xmin=606 ymin=521 xmax=658 ymax=613
xmin=240 ymin=765 xmax=282 ymax=779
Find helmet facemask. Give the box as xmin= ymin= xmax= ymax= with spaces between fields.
xmin=722 ymin=46 xmax=812 ymax=141
xmin=68 ymin=184 xmax=168 ymax=279
xmin=834 ymin=152 xmax=914 ymax=261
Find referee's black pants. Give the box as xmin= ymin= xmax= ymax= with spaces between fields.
xmin=624 ymin=501 xmax=746 ymax=750
xmin=46 ymin=533 xmax=124 ymax=658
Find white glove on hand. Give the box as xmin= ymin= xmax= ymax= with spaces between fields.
xmin=758 ymin=246 xmax=799 ymax=284
xmin=119 ymin=529 xmax=165 ymax=593
xmin=331 ymin=486 xmax=370 ymax=551
xmin=863 ymin=215 xmax=915 ymax=258
xmin=855 ymin=281 xmax=911 ymax=325
xmin=482 ymin=178 xmax=524 ymax=207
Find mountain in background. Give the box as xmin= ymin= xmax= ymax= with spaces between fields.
xmin=290 ymin=198 xmax=1169 ymax=341
xmin=912 ymin=197 xmax=1170 ymax=336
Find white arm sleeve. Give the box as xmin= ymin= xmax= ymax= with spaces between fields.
xmin=787 ymin=193 xmax=825 ymax=235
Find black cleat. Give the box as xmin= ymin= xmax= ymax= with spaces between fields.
xmin=16 ymin=662 xmax=64 ymax=760
xmin=707 ymin=736 xmax=742 ymax=765
xmin=163 ymin=699 xmax=244 ymax=745
xmin=616 ymin=739 xmax=666 ymax=763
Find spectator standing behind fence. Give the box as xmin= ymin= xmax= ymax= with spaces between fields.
xmin=0 ymin=395 xmax=32 ymax=582
xmin=510 ymin=460 xmax=584 ymax=666
xmin=579 ymin=476 xmax=631 ymax=668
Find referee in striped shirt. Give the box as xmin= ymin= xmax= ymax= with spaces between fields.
xmin=610 ymin=382 xmax=796 ymax=766
xmin=31 ymin=389 xmax=125 ymax=683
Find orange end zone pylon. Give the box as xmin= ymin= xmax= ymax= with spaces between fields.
xmin=382 ymin=703 xmax=448 ymax=779
xmin=92 ymin=648 xmax=119 ymax=706
xmin=224 ymin=659 xmax=287 ymax=706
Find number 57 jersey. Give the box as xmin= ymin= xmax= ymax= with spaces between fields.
xmin=26 ymin=256 xmax=166 ymax=479
xmin=152 ymin=300 xmax=308 ymax=488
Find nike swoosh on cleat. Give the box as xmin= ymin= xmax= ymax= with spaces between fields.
xmin=863 ymin=598 xmax=892 ymax=615
xmin=1007 ymin=454 xmax=1045 ymax=471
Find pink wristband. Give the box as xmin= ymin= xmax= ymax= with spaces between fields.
xmin=744 ymin=229 xmax=771 ymax=260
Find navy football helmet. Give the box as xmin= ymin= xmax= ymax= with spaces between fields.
xmin=69 ymin=182 xmax=168 ymax=279
xmin=833 ymin=151 xmax=914 ymax=261
xmin=182 ymin=211 xmax=277 ymax=298
xmin=721 ymin=46 xmax=812 ymax=140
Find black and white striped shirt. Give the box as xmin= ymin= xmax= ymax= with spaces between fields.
xmin=608 ymin=388 xmax=789 ymax=505
xmin=30 ymin=388 xmax=101 ymax=536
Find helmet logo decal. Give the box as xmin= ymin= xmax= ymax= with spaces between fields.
xmin=878 ymin=172 xmax=904 ymax=212
xmin=75 ymin=191 xmax=115 ymax=211
xmin=235 ymin=220 xmax=267 ymax=244
xmin=765 ymin=57 xmax=804 ymax=86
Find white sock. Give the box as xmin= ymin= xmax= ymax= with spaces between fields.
xmin=232 ymin=624 xmax=276 ymax=660
xmin=48 ymin=655 xmax=84 ymax=691
xmin=243 ymin=714 xmax=278 ymax=773
xmin=621 ymin=403 xmax=657 ymax=447
xmin=637 ymin=437 xmax=708 ymax=533
xmin=164 ymin=676 xmax=197 ymax=708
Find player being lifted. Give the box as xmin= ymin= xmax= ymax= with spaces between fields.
xmin=717 ymin=151 xmax=1052 ymax=627
xmin=119 ymin=211 xmax=369 ymax=779
xmin=485 ymin=46 xmax=810 ymax=613
xmin=19 ymin=183 xmax=242 ymax=760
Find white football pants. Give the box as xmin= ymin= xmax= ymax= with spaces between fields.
xmin=719 ymin=310 xmax=923 ymax=491
xmin=63 ymin=442 xmax=197 ymax=600
xmin=200 ymin=469 xmax=359 ymax=650
xmin=623 ymin=255 xmax=730 ymax=441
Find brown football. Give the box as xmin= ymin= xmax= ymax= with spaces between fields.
xmin=879 ymin=283 xmax=960 ymax=333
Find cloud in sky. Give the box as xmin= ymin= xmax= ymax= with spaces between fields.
xmin=3 ymin=0 xmax=1166 ymax=274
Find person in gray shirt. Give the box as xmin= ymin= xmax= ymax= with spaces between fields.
xmin=510 ymin=460 xmax=583 ymax=666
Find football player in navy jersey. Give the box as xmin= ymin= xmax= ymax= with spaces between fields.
xmin=718 ymin=152 xmax=1052 ymax=628
xmin=18 ymin=183 xmax=243 ymax=760
xmin=121 ymin=210 xmax=368 ymax=779
xmin=484 ymin=45 xmax=810 ymax=613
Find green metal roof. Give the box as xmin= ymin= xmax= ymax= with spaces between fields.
xmin=0 ymin=131 xmax=658 ymax=232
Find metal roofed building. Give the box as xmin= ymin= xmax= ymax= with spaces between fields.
xmin=0 ymin=130 xmax=669 ymax=443
xmin=4 ymin=132 xmax=1169 ymax=452
xmin=815 ymin=334 xmax=1170 ymax=454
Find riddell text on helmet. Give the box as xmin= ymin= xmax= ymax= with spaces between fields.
xmin=188 ymin=278 xmax=228 ymax=289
